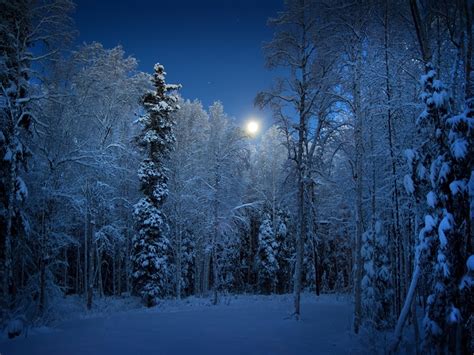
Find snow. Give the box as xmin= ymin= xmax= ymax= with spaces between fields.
xmin=448 ymin=306 xmax=461 ymax=324
xmin=426 ymin=191 xmax=437 ymax=208
xmin=3 ymin=148 xmax=12 ymax=161
xmin=449 ymin=180 xmax=465 ymax=196
xmin=404 ymin=149 xmax=415 ymax=167
xmin=0 ymin=294 xmax=363 ymax=355
xmin=438 ymin=161 xmax=450 ymax=183
xmin=450 ymin=138 xmax=467 ymax=160
xmin=420 ymin=69 xmax=436 ymax=86
xmin=436 ymin=252 xmax=450 ymax=277
xmin=15 ymin=176 xmax=28 ymax=202
xmin=403 ymin=175 xmax=414 ymax=194
xmin=470 ymin=171 xmax=474 ymax=218
xmin=416 ymin=164 xmax=426 ymax=181
xmin=461 ymin=255 xmax=474 ymax=290
xmin=438 ymin=213 xmax=452 ymax=248
xmin=430 ymin=158 xmax=439 ymax=187
xmin=431 ymin=90 xmax=449 ymax=109
xmin=467 ymin=255 xmax=474 ymax=272
xmin=432 ymin=79 xmax=443 ymax=90
xmin=423 ymin=215 xmax=436 ymax=233
xmin=417 ymin=109 xmax=429 ymax=123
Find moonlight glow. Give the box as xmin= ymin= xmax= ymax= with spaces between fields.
xmin=245 ymin=119 xmax=260 ymax=136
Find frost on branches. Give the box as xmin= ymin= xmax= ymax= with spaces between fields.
xmin=132 ymin=64 xmax=181 ymax=307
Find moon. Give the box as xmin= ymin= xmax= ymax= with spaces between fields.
xmin=245 ymin=119 xmax=260 ymax=136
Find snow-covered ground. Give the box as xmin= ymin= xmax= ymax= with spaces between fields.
xmin=0 ymin=293 xmax=365 ymax=355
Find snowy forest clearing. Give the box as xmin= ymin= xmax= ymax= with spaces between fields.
xmin=0 ymin=294 xmax=363 ymax=355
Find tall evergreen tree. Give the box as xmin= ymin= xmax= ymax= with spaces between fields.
xmin=132 ymin=64 xmax=180 ymax=307
xmin=419 ymin=64 xmax=473 ymax=353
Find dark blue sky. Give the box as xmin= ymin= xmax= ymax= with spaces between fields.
xmin=73 ymin=0 xmax=283 ymax=122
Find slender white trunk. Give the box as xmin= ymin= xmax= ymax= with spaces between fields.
xmin=390 ymin=265 xmax=420 ymax=353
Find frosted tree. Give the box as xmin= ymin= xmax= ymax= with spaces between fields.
xmin=392 ymin=1 xmax=473 ymax=351
xmin=0 ymin=0 xmax=34 ymax=313
xmin=166 ymin=99 xmax=209 ymax=299
xmin=257 ymin=0 xmax=340 ymax=318
xmin=362 ymin=222 xmax=393 ymax=329
xmin=361 ymin=229 xmax=375 ymax=323
xmin=253 ymin=126 xmax=288 ymax=227
xmin=373 ymin=222 xmax=392 ymax=329
xmin=0 ymin=0 xmax=73 ymax=316
xmin=132 ymin=64 xmax=180 ymax=307
xmin=257 ymin=214 xmax=279 ymax=294
xmin=416 ymin=63 xmax=473 ymax=355
xmin=274 ymin=208 xmax=292 ymax=294
xmin=417 ymin=55 xmax=473 ymax=352
xmin=203 ymin=102 xmax=247 ymax=303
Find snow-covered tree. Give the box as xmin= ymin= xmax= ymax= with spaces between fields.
xmin=257 ymin=214 xmax=279 ymax=294
xmin=0 ymin=0 xmax=34 ymax=313
xmin=257 ymin=0 xmax=341 ymax=318
xmin=132 ymin=64 xmax=180 ymax=307
xmin=274 ymin=208 xmax=293 ymax=294
xmin=418 ymin=63 xmax=473 ymax=353
xmin=373 ymin=222 xmax=392 ymax=329
xmin=361 ymin=221 xmax=393 ymax=329
xmin=361 ymin=229 xmax=375 ymax=321
xmin=166 ymin=99 xmax=209 ymax=299
xmin=200 ymin=101 xmax=247 ymax=302
xmin=0 ymin=0 xmax=74 ymax=317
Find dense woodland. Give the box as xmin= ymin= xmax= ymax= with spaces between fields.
xmin=0 ymin=0 xmax=473 ymax=353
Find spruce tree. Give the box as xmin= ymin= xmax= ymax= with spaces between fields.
xmin=410 ymin=63 xmax=473 ymax=352
xmin=132 ymin=64 xmax=180 ymax=307
xmin=373 ymin=221 xmax=393 ymax=329
xmin=361 ymin=222 xmax=393 ymax=330
xmin=257 ymin=214 xmax=279 ymax=294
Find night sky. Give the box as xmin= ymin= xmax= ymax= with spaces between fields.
xmin=73 ymin=0 xmax=283 ymax=123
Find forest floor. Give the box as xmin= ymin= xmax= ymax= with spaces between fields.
xmin=0 ymin=293 xmax=369 ymax=355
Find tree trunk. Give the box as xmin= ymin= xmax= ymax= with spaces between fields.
xmin=63 ymin=247 xmax=68 ymax=296
xmin=97 ymin=245 xmax=103 ymax=297
xmin=76 ymin=245 xmax=80 ymax=294
xmin=176 ymin=228 xmax=182 ymax=300
xmin=38 ymin=209 xmax=46 ymax=315
xmin=86 ymin=213 xmax=94 ymax=310
xmin=112 ymin=244 xmax=116 ymax=296
xmin=353 ymin=40 xmax=364 ymax=334
xmin=202 ymin=250 xmax=210 ymax=295
xmin=2 ymin=157 xmax=17 ymax=311
xmin=293 ymin=108 xmax=306 ymax=318
xmin=84 ymin=208 xmax=88 ymax=298
xmin=390 ymin=266 xmax=420 ymax=353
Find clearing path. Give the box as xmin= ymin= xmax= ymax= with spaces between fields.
xmin=0 ymin=294 xmax=363 ymax=355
